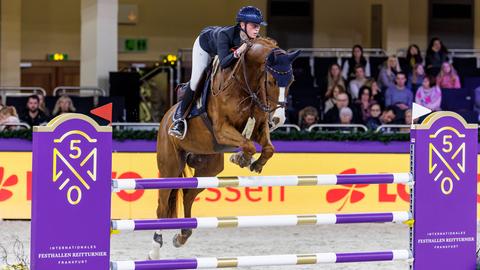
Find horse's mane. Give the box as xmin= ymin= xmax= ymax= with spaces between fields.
xmin=254 ymin=37 xmax=278 ymax=48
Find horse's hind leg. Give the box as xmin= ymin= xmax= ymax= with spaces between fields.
xmin=173 ymin=153 xmax=224 ymax=247
xmin=149 ymin=132 xmax=185 ymax=260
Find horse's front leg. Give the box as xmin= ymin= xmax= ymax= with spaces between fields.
xmin=213 ymin=123 xmax=256 ymax=168
xmin=250 ymin=121 xmax=275 ymax=173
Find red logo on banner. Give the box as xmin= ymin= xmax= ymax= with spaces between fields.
xmin=0 ymin=167 xmax=18 ymax=201
xmin=326 ymin=168 xmax=368 ymax=211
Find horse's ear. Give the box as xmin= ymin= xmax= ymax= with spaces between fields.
xmin=267 ymin=51 xmax=276 ymax=65
xmin=288 ymin=50 xmax=301 ymax=62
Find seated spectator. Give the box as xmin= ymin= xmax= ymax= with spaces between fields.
xmin=324 ymin=84 xmax=347 ymax=114
xmin=405 ymin=44 xmax=423 ymax=74
xmin=0 ymin=106 xmax=20 ymax=131
xmin=326 ymin=63 xmax=345 ymax=91
xmin=298 ymin=106 xmax=319 ymax=130
xmin=19 ymin=95 xmax=49 ymax=127
xmin=366 ymin=79 xmax=384 ymax=106
xmin=408 ymin=64 xmax=425 ymax=94
xmin=415 ymin=75 xmax=442 ymax=111
xmin=385 ymin=72 xmax=413 ymax=110
xmin=425 ymin=37 xmax=449 ymax=76
xmin=377 ymin=55 xmax=401 ymax=91
xmin=348 ymin=65 xmax=368 ymax=100
xmin=355 ymin=86 xmax=377 ymax=123
xmin=52 ymin=95 xmax=76 ymax=117
xmin=37 ymin=93 xmax=51 ymax=117
xmin=436 ymin=62 xmax=461 ymax=89
xmin=366 ymin=105 xmax=396 ymax=130
xmin=342 ymin=44 xmax=371 ymax=81
xmin=339 ymin=107 xmax=353 ymax=124
xmin=400 ymin=109 xmax=413 ymax=133
xmin=324 ymin=92 xmax=361 ymax=124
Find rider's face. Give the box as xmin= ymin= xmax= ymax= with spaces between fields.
xmin=242 ymin=22 xmax=260 ymax=39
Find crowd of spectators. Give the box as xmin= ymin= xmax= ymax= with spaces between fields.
xmin=289 ymin=37 xmax=463 ymax=131
xmin=0 ymin=94 xmax=77 ymax=131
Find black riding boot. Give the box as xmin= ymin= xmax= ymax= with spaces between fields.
xmin=169 ymin=85 xmax=195 ymax=139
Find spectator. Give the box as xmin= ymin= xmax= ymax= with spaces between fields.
xmin=366 ymin=79 xmax=384 ymax=106
xmin=327 ymin=63 xmax=345 ymax=91
xmin=405 ymin=44 xmax=423 ymax=74
xmin=19 ymin=95 xmax=49 ymax=127
xmin=355 ymin=86 xmax=377 ymax=123
xmin=425 ymin=37 xmax=449 ymax=76
xmin=0 ymin=106 xmax=20 ymax=131
xmin=400 ymin=109 xmax=413 ymax=133
xmin=339 ymin=107 xmax=353 ymax=124
xmin=348 ymin=65 xmax=368 ymax=100
xmin=324 ymin=84 xmax=347 ymax=114
xmin=377 ymin=55 xmax=401 ymax=91
xmin=408 ymin=64 xmax=425 ymax=94
xmin=436 ymin=62 xmax=461 ymax=89
xmin=342 ymin=44 xmax=371 ymax=81
xmin=298 ymin=106 xmax=319 ymax=130
xmin=385 ymin=72 xmax=413 ymax=110
xmin=415 ymin=75 xmax=442 ymax=111
xmin=0 ymin=96 xmax=4 ymax=110
xmin=37 ymin=93 xmax=50 ymax=117
xmin=324 ymin=92 xmax=360 ymax=124
xmin=52 ymin=95 xmax=76 ymax=117
xmin=366 ymin=105 xmax=396 ymax=130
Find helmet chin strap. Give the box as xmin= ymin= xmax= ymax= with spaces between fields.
xmin=240 ymin=23 xmax=253 ymax=40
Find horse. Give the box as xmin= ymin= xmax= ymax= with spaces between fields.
xmin=149 ymin=37 xmax=300 ymax=259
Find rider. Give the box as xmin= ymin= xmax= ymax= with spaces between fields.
xmin=168 ymin=6 xmax=267 ymax=139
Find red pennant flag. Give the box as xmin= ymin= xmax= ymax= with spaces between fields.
xmin=90 ymin=103 xmax=112 ymax=125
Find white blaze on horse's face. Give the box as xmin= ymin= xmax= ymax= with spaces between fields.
xmin=270 ymin=86 xmax=286 ymax=132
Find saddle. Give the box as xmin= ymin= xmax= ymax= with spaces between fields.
xmin=174 ymin=57 xmax=237 ymax=152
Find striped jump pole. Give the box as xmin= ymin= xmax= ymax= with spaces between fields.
xmin=111 ymin=212 xmax=411 ymax=231
xmin=112 ymin=173 xmax=411 ymax=191
xmin=111 ymin=250 xmax=411 ymax=270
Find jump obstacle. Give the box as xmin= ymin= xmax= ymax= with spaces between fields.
xmin=30 ymin=112 xmax=478 ymax=270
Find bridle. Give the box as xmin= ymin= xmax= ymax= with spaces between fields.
xmin=233 ymin=44 xmax=292 ymax=114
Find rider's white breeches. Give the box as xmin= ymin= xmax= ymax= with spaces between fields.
xmin=190 ymin=37 xmax=212 ymax=91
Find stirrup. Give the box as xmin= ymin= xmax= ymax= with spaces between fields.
xmin=168 ymin=119 xmax=188 ymax=140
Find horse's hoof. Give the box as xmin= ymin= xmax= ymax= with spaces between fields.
xmin=249 ymin=161 xmax=263 ymax=173
xmin=173 ymin=234 xmax=185 ymax=248
xmin=250 ymin=162 xmax=263 ymax=173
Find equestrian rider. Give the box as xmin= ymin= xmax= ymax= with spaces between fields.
xmin=168 ymin=6 xmax=267 ymax=139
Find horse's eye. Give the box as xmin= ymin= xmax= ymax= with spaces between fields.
xmin=268 ymin=80 xmax=275 ymax=86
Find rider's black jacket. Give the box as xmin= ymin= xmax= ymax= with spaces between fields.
xmin=199 ymin=24 xmax=242 ymax=69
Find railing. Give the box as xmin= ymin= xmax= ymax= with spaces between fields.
xmin=0 ymin=123 xmax=31 ymax=130
xmin=307 ymin=124 xmax=369 ymax=133
xmin=53 ymin=86 xmax=106 ymax=97
xmin=289 ymin=48 xmax=387 ymax=58
xmin=111 ymin=122 xmax=160 ymax=131
xmin=271 ymin=124 xmax=301 ymax=133
xmin=375 ymin=124 xmax=410 ymax=134
xmin=0 ymin=87 xmax=47 ymax=105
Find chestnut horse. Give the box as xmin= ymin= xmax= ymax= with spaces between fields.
xmin=149 ymin=37 xmax=300 ymax=259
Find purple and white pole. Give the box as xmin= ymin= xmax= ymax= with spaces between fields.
xmin=111 ymin=250 xmax=411 ymax=270
xmin=112 ymin=173 xmax=411 ymax=191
